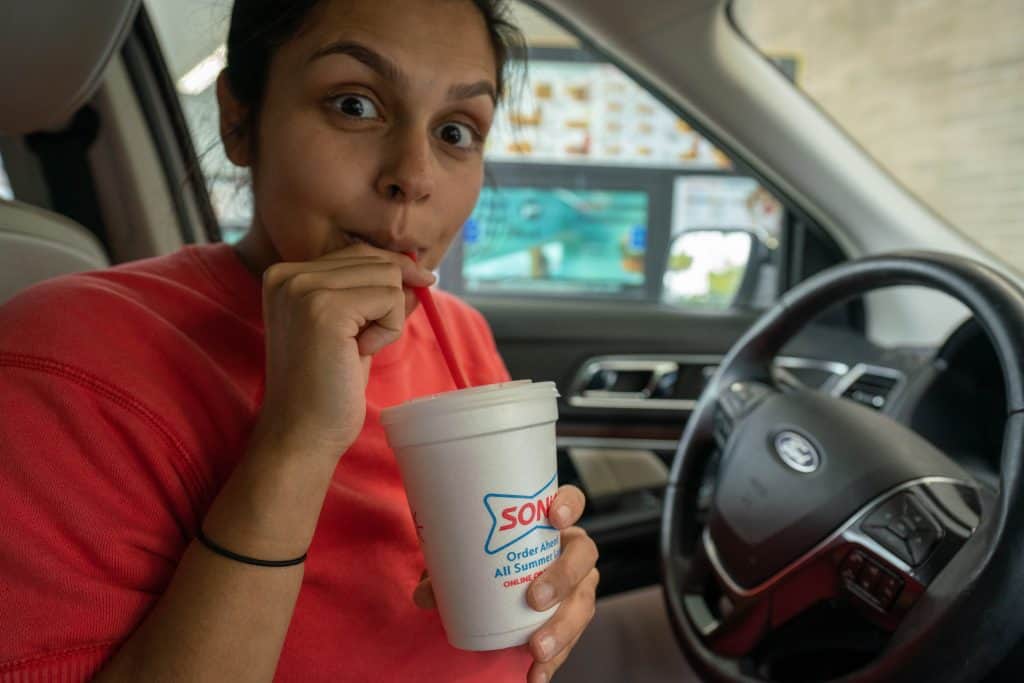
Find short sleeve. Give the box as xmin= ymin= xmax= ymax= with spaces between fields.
xmin=0 ymin=360 xmax=200 ymax=680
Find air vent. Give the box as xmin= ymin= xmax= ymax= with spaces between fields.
xmin=841 ymin=370 xmax=900 ymax=410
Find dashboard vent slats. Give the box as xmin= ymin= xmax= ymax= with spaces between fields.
xmin=842 ymin=372 xmax=899 ymax=410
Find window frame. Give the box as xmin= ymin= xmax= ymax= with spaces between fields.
xmin=122 ymin=4 xmax=221 ymax=244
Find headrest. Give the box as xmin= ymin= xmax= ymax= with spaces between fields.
xmin=0 ymin=198 xmax=110 ymax=304
xmin=0 ymin=1 xmax=142 ymax=135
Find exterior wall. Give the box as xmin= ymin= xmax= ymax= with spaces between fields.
xmin=739 ymin=0 xmax=1024 ymax=271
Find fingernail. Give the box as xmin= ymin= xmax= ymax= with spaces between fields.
xmin=533 ymin=581 xmax=554 ymax=608
xmin=555 ymin=505 xmax=571 ymax=525
xmin=538 ymin=634 xmax=556 ymax=661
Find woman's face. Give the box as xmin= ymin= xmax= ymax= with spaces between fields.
xmin=221 ymin=0 xmax=498 ymax=272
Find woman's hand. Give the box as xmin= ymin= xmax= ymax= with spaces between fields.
xmin=413 ymin=485 xmax=599 ymax=682
xmin=521 ymin=485 xmax=599 ymax=682
xmin=253 ymin=243 xmax=435 ymax=461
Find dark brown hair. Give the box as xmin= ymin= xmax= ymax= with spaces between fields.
xmin=224 ymin=0 xmax=525 ymax=138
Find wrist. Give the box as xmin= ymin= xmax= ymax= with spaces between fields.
xmin=249 ymin=414 xmax=353 ymax=465
xmin=200 ymin=429 xmax=343 ymax=561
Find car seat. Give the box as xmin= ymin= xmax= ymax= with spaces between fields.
xmin=0 ymin=0 xmax=141 ymax=304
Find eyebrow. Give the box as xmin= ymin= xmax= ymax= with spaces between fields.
xmin=448 ymin=80 xmax=497 ymax=104
xmin=309 ymin=40 xmax=497 ymax=104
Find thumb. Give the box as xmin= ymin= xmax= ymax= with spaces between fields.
xmin=412 ymin=572 xmax=437 ymax=610
xmin=360 ymin=355 xmax=372 ymax=386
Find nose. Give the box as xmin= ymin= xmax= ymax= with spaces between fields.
xmin=375 ymin=125 xmax=435 ymax=204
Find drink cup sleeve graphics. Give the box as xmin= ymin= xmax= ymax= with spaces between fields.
xmin=483 ymin=473 xmax=559 ymax=555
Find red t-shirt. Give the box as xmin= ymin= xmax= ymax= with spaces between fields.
xmin=0 ymin=243 xmax=530 ymax=681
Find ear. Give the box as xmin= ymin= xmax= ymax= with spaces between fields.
xmin=216 ymin=70 xmax=253 ymax=167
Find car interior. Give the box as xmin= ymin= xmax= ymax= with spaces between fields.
xmin=2 ymin=0 xmax=1023 ymax=681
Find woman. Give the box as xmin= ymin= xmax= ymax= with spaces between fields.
xmin=0 ymin=1 xmax=600 ymax=680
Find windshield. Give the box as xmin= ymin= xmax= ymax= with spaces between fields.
xmin=733 ymin=0 xmax=1024 ymax=271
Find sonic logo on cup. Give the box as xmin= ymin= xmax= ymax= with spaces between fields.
xmin=482 ymin=473 xmax=558 ymax=555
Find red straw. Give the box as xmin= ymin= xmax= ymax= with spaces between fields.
xmin=406 ymin=253 xmax=469 ymax=390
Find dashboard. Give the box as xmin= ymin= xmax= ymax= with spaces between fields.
xmin=562 ymin=317 xmax=1008 ymax=499
xmin=564 ymin=317 xmax=1009 ymax=597
xmin=904 ymin=319 xmax=1007 ymax=485
xmin=780 ymin=318 xmax=1007 ymax=486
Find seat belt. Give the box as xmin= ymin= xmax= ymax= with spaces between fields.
xmin=25 ymin=106 xmax=110 ymax=252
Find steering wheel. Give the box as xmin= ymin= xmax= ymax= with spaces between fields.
xmin=661 ymin=252 xmax=1024 ymax=682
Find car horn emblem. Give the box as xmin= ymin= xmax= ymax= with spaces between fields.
xmin=774 ymin=431 xmax=821 ymax=473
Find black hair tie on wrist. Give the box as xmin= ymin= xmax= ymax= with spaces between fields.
xmin=196 ymin=527 xmax=307 ymax=567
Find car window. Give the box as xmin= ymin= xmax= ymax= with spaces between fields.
xmin=734 ymin=0 xmax=1024 ymax=273
xmin=145 ymin=0 xmax=785 ymax=311
xmin=0 ymin=153 xmax=13 ymax=200
xmin=455 ymin=4 xmax=785 ymax=309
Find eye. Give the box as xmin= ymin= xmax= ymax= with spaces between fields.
xmin=328 ymin=94 xmax=380 ymax=119
xmin=436 ymin=122 xmax=478 ymax=150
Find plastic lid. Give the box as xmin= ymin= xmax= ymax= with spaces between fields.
xmin=381 ymin=380 xmax=559 ymax=426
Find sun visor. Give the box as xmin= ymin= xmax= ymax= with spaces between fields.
xmin=0 ymin=0 xmax=141 ymax=135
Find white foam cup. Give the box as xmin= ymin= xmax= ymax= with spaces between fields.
xmin=381 ymin=380 xmax=561 ymax=651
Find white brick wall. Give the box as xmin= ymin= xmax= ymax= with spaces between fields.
xmin=740 ymin=0 xmax=1024 ymax=271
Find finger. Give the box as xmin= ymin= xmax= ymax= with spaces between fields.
xmin=274 ymin=263 xmax=405 ymax=304
xmin=263 ymin=253 xmax=393 ymax=288
xmin=528 ymin=530 xmax=598 ymax=611
xmin=528 ymin=631 xmax=583 ymax=683
xmin=547 ymin=485 xmax=586 ymax=529
xmin=352 ymin=286 xmax=409 ymax=356
xmin=263 ymin=249 xmax=434 ymax=291
xmin=316 ymin=243 xmax=435 ymax=286
xmin=296 ymin=285 xmax=406 ymax=353
xmin=528 ymin=568 xmax=599 ymax=668
xmin=412 ymin=576 xmax=437 ymax=610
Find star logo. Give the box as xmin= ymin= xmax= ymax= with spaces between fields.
xmin=483 ymin=473 xmax=558 ymax=555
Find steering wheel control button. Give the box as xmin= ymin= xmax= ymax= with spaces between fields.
xmin=725 ymin=381 xmax=772 ymax=412
xmin=712 ymin=382 xmax=775 ymax=450
xmin=888 ymin=518 xmax=911 ymax=539
xmin=712 ymin=410 xmax=734 ymax=450
xmin=858 ymin=563 xmax=881 ymax=591
xmin=840 ymin=550 xmax=866 ymax=582
xmin=908 ymin=531 xmax=938 ymax=565
xmin=863 ymin=493 xmax=943 ymax=566
xmin=772 ymin=430 xmax=821 ymax=473
xmin=840 ymin=549 xmax=904 ymax=612
xmin=865 ymin=495 xmax=902 ymax=529
xmin=716 ymin=382 xmax=773 ymax=440
xmin=864 ymin=525 xmax=914 ymax=565
xmin=875 ymin=573 xmax=904 ymax=610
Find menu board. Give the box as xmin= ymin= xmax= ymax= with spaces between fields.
xmin=486 ymin=60 xmax=733 ymax=169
